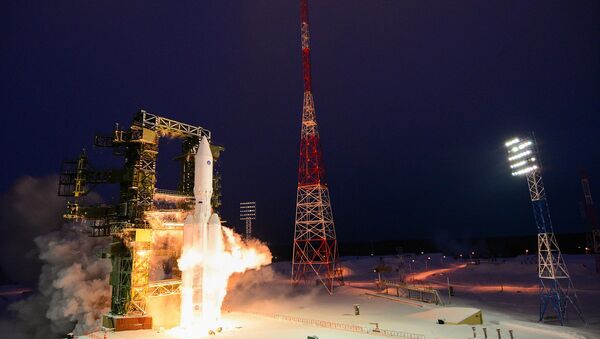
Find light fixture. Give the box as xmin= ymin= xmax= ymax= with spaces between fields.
xmin=506 ymin=136 xmax=538 ymax=176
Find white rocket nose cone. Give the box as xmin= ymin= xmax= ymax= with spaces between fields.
xmin=197 ymin=136 xmax=213 ymax=161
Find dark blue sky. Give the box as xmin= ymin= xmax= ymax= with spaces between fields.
xmin=1 ymin=1 xmax=599 ymax=244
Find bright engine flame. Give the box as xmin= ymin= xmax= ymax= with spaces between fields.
xmin=173 ymin=224 xmax=271 ymax=337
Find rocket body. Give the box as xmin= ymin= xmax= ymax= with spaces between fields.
xmin=178 ymin=136 xmax=271 ymax=332
xmin=202 ymin=213 xmax=226 ymax=324
xmin=180 ymin=136 xmax=222 ymax=329
xmin=191 ymin=136 xmax=214 ymax=231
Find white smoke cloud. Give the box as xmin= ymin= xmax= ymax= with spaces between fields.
xmin=0 ymin=176 xmax=110 ymax=338
xmin=150 ymin=230 xmax=182 ymax=281
xmin=223 ymin=262 xmax=321 ymax=316
xmin=42 ymin=225 xmax=111 ymax=332
xmin=8 ymin=222 xmax=111 ymax=337
xmin=0 ymin=176 xmax=279 ymax=338
xmin=0 ymin=175 xmax=69 ymax=284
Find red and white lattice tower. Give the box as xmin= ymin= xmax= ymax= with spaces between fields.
xmin=291 ymin=0 xmax=342 ymax=294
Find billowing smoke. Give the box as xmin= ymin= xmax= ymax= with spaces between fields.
xmin=0 ymin=175 xmax=70 ymax=284
xmin=0 ymin=176 xmax=110 ymax=338
xmin=223 ymin=262 xmax=322 ymax=316
xmin=9 ymin=222 xmax=111 ymax=337
xmin=0 ymin=175 xmax=278 ymax=337
xmin=150 ymin=230 xmax=183 ymax=281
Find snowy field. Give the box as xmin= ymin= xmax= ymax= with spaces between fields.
xmin=83 ymin=254 xmax=600 ymax=339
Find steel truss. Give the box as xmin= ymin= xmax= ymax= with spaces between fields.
xmin=110 ymin=240 xmax=132 ymax=316
xmin=292 ymin=184 xmax=340 ymax=293
xmin=526 ymin=169 xmax=584 ymax=324
xmin=135 ymin=110 xmax=211 ymax=139
xmin=128 ymin=240 xmax=151 ymax=314
xmin=291 ymin=0 xmax=342 ymax=294
xmin=240 ymin=201 xmax=256 ymax=240
xmin=147 ymin=279 xmax=182 ymax=297
xmin=58 ymin=110 xmax=222 ymax=318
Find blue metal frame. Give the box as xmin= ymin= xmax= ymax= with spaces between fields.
xmin=507 ymin=134 xmax=583 ymax=325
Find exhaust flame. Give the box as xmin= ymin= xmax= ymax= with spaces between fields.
xmin=173 ymin=222 xmax=271 ymax=336
xmin=169 ymin=136 xmax=271 ymax=337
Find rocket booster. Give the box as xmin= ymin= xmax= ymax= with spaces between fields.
xmin=202 ymin=213 xmax=225 ymax=323
xmin=180 ymin=136 xmax=217 ymax=328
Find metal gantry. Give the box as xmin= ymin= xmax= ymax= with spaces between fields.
xmin=58 ymin=110 xmax=222 ymax=321
xmin=505 ymin=135 xmax=584 ymax=325
xmin=291 ymin=0 xmax=342 ymax=294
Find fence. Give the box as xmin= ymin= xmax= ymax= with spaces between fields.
xmin=272 ymin=313 xmax=425 ymax=339
xmin=85 ymin=313 xmax=425 ymax=339
xmin=378 ymin=280 xmax=443 ymax=306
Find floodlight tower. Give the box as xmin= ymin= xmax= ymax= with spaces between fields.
xmin=240 ymin=201 xmax=256 ymax=239
xmin=505 ymin=135 xmax=584 ymax=324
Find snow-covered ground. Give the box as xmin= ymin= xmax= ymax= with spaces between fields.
xmin=84 ymin=254 xmax=600 ymax=339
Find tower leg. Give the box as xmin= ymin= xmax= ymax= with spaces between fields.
xmin=110 ymin=238 xmax=132 ymax=315
xmin=292 ymin=185 xmax=341 ymax=294
xmin=537 ymin=233 xmax=584 ymax=324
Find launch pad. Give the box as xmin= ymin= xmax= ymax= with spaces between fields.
xmin=58 ymin=110 xmax=224 ymax=331
xmin=101 ymin=314 xmax=153 ymax=331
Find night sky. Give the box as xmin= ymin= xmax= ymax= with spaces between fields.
xmin=1 ymin=1 xmax=599 ymax=246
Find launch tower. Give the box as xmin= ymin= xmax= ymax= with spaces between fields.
xmin=291 ymin=0 xmax=342 ymax=294
xmin=505 ymin=135 xmax=584 ymax=324
xmin=58 ymin=110 xmax=223 ymax=330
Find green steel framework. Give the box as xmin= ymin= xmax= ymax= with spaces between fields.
xmin=58 ymin=109 xmax=222 ymax=316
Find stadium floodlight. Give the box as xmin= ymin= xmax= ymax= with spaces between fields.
xmin=505 ymin=136 xmax=538 ymax=176
xmin=505 ymin=138 xmax=520 ymax=147
xmin=503 ymin=133 xmax=586 ymax=323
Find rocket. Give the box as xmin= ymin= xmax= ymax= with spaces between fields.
xmin=180 ymin=136 xmax=223 ymax=328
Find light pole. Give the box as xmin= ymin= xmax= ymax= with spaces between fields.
xmin=240 ymin=201 xmax=256 ymax=240
xmin=505 ymin=135 xmax=584 ymax=324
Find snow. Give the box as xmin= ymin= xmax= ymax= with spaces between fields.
xmin=411 ymin=307 xmax=480 ymax=323
xmin=84 ymin=254 xmax=600 ymax=339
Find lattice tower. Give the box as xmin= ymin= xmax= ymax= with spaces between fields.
xmin=524 ymin=149 xmax=584 ymax=324
xmin=291 ymin=0 xmax=342 ymax=294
